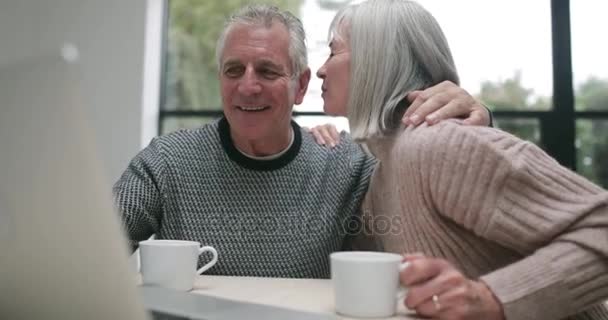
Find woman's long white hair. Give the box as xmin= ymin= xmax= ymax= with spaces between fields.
xmin=330 ymin=0 xmax=459 ymax=141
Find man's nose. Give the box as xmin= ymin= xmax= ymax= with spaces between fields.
xmin=238 ymin=66 xmax=262 ymax=96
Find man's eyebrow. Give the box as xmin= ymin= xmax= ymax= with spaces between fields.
xmin=222 ymin=59 xmax=242 ymax=69
xmin=256 ymin=59 xmax=284 ymax=71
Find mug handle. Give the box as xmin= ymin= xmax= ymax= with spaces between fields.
xmin=396 ymin=262 xmax=410 ymax=301
xmin=196 ymin=246 xmax=218 ymax=275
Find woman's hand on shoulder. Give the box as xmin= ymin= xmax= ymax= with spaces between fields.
xmin=402 ymin=81 xmax=491 ymax=127
xmin=305 ymin=123 xmax=340 ymax=147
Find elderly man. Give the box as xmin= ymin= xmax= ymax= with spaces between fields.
xmin=114 ymin=4 xmax=490 ymax=278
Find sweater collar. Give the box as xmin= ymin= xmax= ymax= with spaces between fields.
xmin=218 ymin=117 xmax=302 ymax=171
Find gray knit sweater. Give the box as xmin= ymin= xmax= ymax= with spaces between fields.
xmin=113 ymin=117 xmax=375 ymax=278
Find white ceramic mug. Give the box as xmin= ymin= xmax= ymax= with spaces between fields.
xmin=139 ymin=240 xmax=218 ymax=291
xmin=330 ymin=251 xmax=409 ymax=318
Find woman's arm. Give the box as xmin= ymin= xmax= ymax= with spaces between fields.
xmin=402 ymin=122 xmax=608 ymax=320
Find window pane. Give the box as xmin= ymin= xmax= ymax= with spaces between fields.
xmin=494 ymin=118 xmax=541 ymax=146
xmin=161 ymin=116 xmax=220 ymax=135
xmin=299 ymin=0 xmax=553 ymax=113
xmin=166 ymin=0 xmax=554 ymax=115
xmin=294 ymin=115 xmax=350 ymax=133
xmin=418 ymin=0 xmax=552 ymax=111
xmin=294 ymin=0 xmax=343 ymax=113
xmin=572 ymin=1 xmax=608 ymax=111
xmin=164 ymin=0 xmax=303 ymax=111
xmin=576 ymin=120 xmax=608 ymax=188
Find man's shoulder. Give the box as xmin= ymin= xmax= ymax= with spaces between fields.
xmin=297 ymin=128 xmax=377 ymax=183
xmin=151 ymin=120 xmax=221 ymax=152
xmin=299 ymin=127 xmax=370 ymax=160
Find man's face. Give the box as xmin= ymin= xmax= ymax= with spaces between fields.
xmin=219 ymin=22 xmax=309 ymax=141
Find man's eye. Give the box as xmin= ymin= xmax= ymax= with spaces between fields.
xmin=260 ymin=69 xmax=280 ymax=79
xmin=224 ymin=67 xmax=244 ymax=77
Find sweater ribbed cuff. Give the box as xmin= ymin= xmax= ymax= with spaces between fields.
xmin=480 ymin=251 xmax=571 ymax=320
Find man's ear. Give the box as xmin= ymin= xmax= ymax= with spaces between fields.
xmin=294 ymin=68 xmax=311 ymax=105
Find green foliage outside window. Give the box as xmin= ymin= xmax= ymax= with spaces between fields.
xmin=478 ymin=72 xmax=608 ymax=187
xmin=575 ymin=78 xmax=608 ymax=187
xmin=478 ymin=71 xmax=552 ymax=111
xmin=476 ymin=71 xmax=548 ymax=145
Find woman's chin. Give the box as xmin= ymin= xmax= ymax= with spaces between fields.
xmin=323 ymin=105 xmax=345 ymax=117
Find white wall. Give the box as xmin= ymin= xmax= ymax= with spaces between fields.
xmin=0 ymin=0 xmax=162 ymax=182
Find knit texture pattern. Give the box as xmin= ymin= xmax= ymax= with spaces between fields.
xmin=114 ymin=118 xmax=375 ymax=279
xmin=359 ymin=120 xmax=608 ymax=320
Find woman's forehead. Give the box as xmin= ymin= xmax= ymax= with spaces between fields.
xmin=329 ymin=35 xmax=349 ymax=50
xmin=330 ymin=21 xmax=351 ymax=45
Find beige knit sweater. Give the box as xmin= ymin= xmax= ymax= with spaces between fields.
xmin=358 ymin=120 xmax=608 ymax=320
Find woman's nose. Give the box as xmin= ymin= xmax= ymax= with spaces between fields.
xmin=316 ymin=65 xmax=326 ymax=79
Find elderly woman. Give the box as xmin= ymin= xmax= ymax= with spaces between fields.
xmin=316 ymin=0 xmax=608 ymax=319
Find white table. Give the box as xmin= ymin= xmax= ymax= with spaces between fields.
xmin=185 ymin=275 xmax=419 ymax=320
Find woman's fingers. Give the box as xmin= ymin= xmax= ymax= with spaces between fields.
xmin=462 ymin=107 xmax=491 ymax=126
xmin=401 ymin=252 xmax=426 ymax=263
xmin=400 ymin=257 xmax=448 ymax=287
xmin=403 ymin=90 xmax=423 ymax=119
xmin=311 ymin=127 xmax=326 ymax=145
xmin=400 ymin=258 xmax=504 ymax=320
xmin=309 ymin=124 xmax=340 ymax=147
xmin=412 ymin=285 xmax=467 ymax=319
xmin=405 ymin=268 xmax=466 ymax=309
xmin=328 ymin=124 xmax=340 ymax=144
xmin=402 ymin=81 xmax=488 ymax=127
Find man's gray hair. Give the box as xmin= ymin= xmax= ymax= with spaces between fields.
xmin=215 ymin=4 xmax=308 ymax=78
xmin=332 ymin=0 xmax=459 ymax=141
